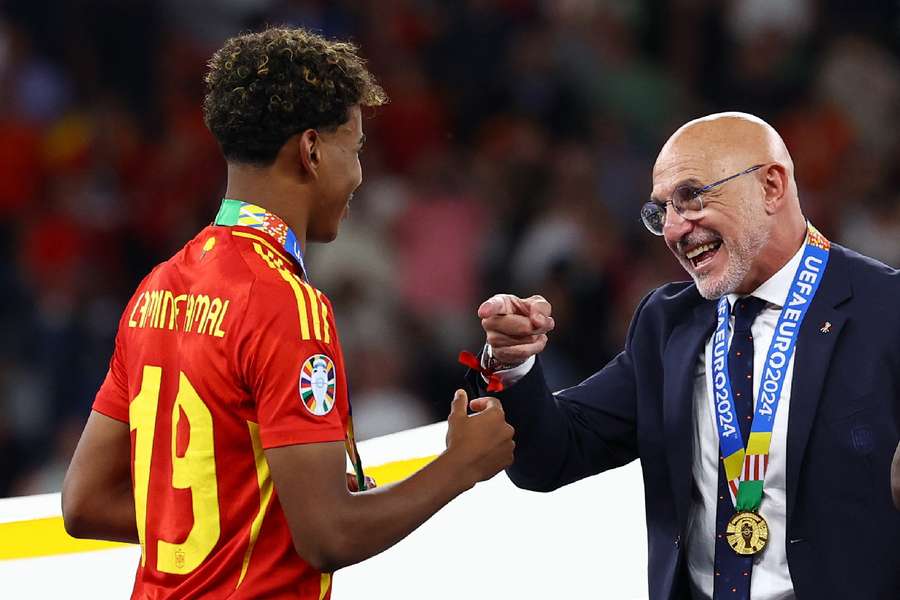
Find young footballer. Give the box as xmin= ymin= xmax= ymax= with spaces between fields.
xmin=62 ymin=27 xmax=514 ymax=599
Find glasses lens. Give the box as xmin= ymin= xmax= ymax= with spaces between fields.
xmin=672 ymin=185 xmax=703 ymax=215
xmin=641 ymin=202 xmax=665 ymax=235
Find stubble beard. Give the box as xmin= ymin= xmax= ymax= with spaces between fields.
xmin=692 ymin=204 xmax=770 ymax=300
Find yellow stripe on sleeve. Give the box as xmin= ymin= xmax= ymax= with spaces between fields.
xmin=299 ymin=281 xmax=322 ymax=341
xmin=236 ymin=422 xmax=275 ymax=589
xmin=233 ymin=230 xmax=325 ymax=343
xmin=248 ymin=242 xmax=311 ymax=340
xmin=315 ymin=290 xmax=330 ymax=344
xmin=279 ymin=271 xmax=312 ymax=341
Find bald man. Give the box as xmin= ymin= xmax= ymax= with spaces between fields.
xmin=468 ymin=113 xmax=900 ymax=599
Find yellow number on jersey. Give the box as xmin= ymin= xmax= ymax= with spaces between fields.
xmin=130 ymin=366 xmax=221 ymax=574
xmin=130 ymin=366 xmax=161 ymax=568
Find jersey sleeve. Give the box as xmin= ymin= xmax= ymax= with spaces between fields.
xmin=92 ymin=312 xmax=131 ymax=423
xmin=238 ymin=276 xmax=345 ymax=449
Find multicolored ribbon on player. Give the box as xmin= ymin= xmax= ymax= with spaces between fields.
xmin=214 ymin=198 xmax=368 ymax=491
xmin=214 ymin=198 xmax=307 ymax=279
xmin=344 ymin=415 xmax=367 ymax=491
xmin=711 ymin=223 xmax=830 ymax=511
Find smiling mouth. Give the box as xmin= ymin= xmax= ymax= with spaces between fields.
xmin=684 ymin=240 xmax=722 ymax=270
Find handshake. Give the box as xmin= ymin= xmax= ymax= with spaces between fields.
xmin=444 ymin=294 xmax=555 ymax=488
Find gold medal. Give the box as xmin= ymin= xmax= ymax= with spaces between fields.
xmin=726 ymin=511 xmax=769 ymax=555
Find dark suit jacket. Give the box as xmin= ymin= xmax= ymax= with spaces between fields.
xmin=470 ymin=244 xmax=900 ymax=599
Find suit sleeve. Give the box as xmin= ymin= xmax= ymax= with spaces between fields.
xmin=238 ymin=279 xmax=345 ymax=449
xmin=468 ymin=292 xmax=654 ymax=492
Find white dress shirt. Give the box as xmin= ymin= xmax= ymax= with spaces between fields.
xmin=489 ymin=243 xmax=807 ymax=600
xmin=687 ymin=243 xmax=804 ymax=600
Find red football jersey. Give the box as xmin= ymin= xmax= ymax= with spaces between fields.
xmin=93 ymin=224 xmax=348 ymax=599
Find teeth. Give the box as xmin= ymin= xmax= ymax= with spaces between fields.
xmin=686 ymin=243 xmax=717 ymax=260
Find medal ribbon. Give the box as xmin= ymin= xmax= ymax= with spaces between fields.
xmin=344 ymin=408 xmax=367 ymax=491
xmin=214 ymin=198 xmax=307 ymax=279
xmin=712 ymin=223 xmax=830 ymax=511
xmin=214 ymin=198 xmax=367 ymax=491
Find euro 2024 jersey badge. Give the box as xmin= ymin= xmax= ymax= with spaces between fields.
xmin=299 ymin=354 xmax=336 ymax=416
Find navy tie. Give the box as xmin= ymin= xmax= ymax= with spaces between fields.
xmin=713 ymin=296 xmax=768 ymax=599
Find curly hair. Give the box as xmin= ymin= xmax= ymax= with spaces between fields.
xmin=203 ymin=27 xmax=387 ymax=165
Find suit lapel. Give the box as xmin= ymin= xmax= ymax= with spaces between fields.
xmin=786 ymin=246 xmax=851 ymax=522
xmin=664 ymin=301 xmax=716 ymax=528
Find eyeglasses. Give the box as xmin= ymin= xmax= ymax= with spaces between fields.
xmin=640 ymin=164 xmax=764 ymax=235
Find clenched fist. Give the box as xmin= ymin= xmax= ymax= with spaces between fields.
xmin=478 ymin=294 xmax=555 ymax=366
xmin=445 ymin=389 xmax=515 ymax=486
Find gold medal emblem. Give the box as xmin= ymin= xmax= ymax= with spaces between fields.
xmin=726 ymin=511 xmax=769 ymax=555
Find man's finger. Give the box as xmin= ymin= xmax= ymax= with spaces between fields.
xmin=482 ymin=314 xmax=552 ymax=337
xmin=478 ymin=294 xmax=526 ymax=319
xmin=529 ymin=313 xmax=554 ymax=331
xmin=486 ymin=331 xmax=542 ymax=349
xmin=525 ymin=295 xmax=552 ymax=316
xmin=524 ymin=295 xmax=553 ymax=329
xmin=448 ymin=389 xmax=469 ymax=421
xmin=491 ymin=335 xmax=548 ymax=364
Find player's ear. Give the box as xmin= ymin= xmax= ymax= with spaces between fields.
xmin=297 ymin=129 xmax=320 ymax=179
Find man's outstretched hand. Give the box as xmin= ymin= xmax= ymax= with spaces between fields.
xmin=478 ymin=294 xmax=554 ymax=366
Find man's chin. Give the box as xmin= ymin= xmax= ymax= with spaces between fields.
xmin=687 ymin=261 xmax=722 ymax=299
xmin=680 ymin=261 xmax=715 ymax=298
xmin=680 ymin=256 xmax=733 ymax=299
xmin=695 ymin=277 xmax=723 ymax=300
xmin=693 ymin=268 xmax=744 ymax=300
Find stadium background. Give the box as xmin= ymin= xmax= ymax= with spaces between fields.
xmin=1 ymin=0 xmax=898 ymax=499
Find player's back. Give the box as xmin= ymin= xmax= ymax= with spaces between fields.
xmin=94 ymin=224 xmax=350 ymax=599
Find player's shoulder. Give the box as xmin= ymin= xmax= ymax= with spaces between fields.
xmin=228 ymin=227 xmax=336 ymax=344
xmin=227 ymin=226 xmax=318 ymax=295
xmin=115 ymin=227 xmax=258 ymax=341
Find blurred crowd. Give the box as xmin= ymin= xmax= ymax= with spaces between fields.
xmin=1 ymin=0 xmax=899 ymax=497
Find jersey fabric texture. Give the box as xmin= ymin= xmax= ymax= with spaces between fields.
xmin=93 ymin=223 xmax=346 ymax=599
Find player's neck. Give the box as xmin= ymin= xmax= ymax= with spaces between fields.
xmin=224 ymin=162 xmax=310 ymax=250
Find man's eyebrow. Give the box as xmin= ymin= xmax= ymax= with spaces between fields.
xmin=676 ymin=176 xmax=704 ymax=188
xmin=649 ymin=177 xmax=705 ymax=204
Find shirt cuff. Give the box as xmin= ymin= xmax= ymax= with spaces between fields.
xmin=480 ymin=345 xmax=535 ymax=387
